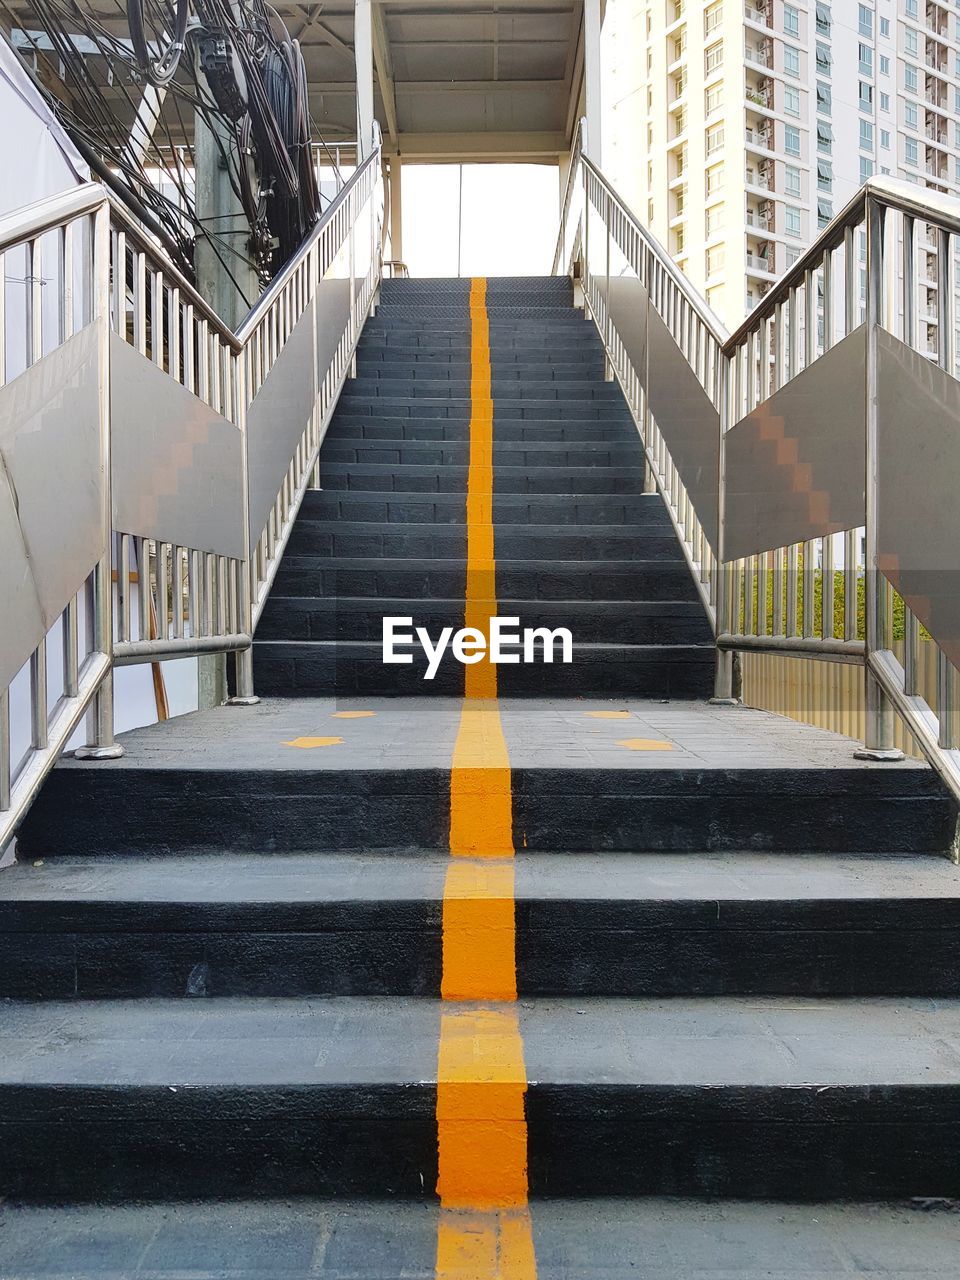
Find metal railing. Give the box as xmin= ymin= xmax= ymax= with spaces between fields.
xmin=0 ymin=124 xmax=384 ymax=850
xmin=556 ymin=117 xmax=960 ymax=807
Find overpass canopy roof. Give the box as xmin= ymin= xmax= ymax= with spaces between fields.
xmin=275 ymin=0 xmax=586 ymax=161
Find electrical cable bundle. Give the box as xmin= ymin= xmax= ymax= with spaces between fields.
xmin=15 ymin=0 xmax=336 ymax=296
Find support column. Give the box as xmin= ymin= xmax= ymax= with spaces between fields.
xmin=194 ymin=81 xmax=257 ymax=710
xmin=389 ymin=155 xmax=403 ymax=263
xmin=355 ymin=0 xmax=374 ymax=159
xmin=584 ymin=0 xmax=602 ymax=166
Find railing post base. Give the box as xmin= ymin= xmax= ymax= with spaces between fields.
xmin=857 ymin=666 xmax=904 ymax=760
xmin=228 ymin=649 xmax=259 ymax=706
xmin=710 ymin=649 xmax=738 ymax=705
xmin=73 ymin=744 xmax=125 ymax=760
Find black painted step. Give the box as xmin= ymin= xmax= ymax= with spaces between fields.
xmin=251 ymin=640 xmax=715 ymax=698
xmin=282 ymin=521 xmax=682 ymax=562
xmin=2 ymin=994 xmax=960 ymax=1201
xmin=17 ymin=761 xmax=951 ymax=858
xmin=319 ymin=441 xmax=643 ymax=469
xmin=270 ymin=557 xmax=701 ymax=602
xmin=344 ymin=378 xmax=622 ymax=401
xmin=256 ymin=597 xmax=711 ymax=645
xmin=326 ymin=416 xmax=636 ymax=443
xmin=299 ymin=489 xmax=672 ymax=525
xmin=2 ymin=853 xmax=958 ymax=1001
xmin=317 ymin=464 xmax=645 ymax=494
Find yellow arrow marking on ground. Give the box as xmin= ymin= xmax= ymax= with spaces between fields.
xmin=282 ymin=736 xmax=344 ymax=749
xmin=616 ymin=738 xmax=673 ymax=751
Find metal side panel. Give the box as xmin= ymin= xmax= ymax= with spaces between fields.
xmin=646 ymin=307 xmax=720 ymax=552
xmin=723 ymin=325 xmax=867 ymax=561
xmin=877 ymin=327 xmax=960 ymax=669
xmin=110 ymin=333 xmax=244 ymax=560
xmin=0 ymin=321 xmax=103 ymax=690
xmin=315 ymin=275 xmax=352 ymax=392
xmin=246 ymin=298 xmax=318 ymax=543
xmin=606 ymin=272 xmax=648 ymax=379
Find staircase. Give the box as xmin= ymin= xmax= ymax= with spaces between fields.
xmin=1 ymin=277 xmax=960 ymax=1273
xmin=252 ymin=275 xmax=716 ymax=697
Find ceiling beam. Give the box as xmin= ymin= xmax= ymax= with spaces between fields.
xmin=393 ymin=129 xmax=566 ymax=160
xmin=371 ymin=2 xmax=399 ymax=146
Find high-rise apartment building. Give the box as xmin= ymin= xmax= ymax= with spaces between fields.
xmin=602 ymin=0 xmax=960 ymax=341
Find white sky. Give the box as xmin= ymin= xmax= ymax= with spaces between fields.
xmin=400 ymin=163 xmax=560 ymax=278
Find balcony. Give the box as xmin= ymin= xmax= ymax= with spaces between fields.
xmin=744 ymin=3 xmax=771 ymax=26
xmin=745 ymin=165 xmax=773 ymax=191
xmin=745 ymin=125 xmax=774 ymax=151
xmin=744 ymin=40 xmax=773 ymax=69
xmin=746 ymin=205 xmax=774 ymax=231
xmin=746 ymin=79 xmax=773 ymax=110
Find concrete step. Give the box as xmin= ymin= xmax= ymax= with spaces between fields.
xmin=250 ymin=639 xmax=716 ymax=698
xmin=299 ymin=489 xmax=672 ymax=525
xmin=326 ymin=415 xmax=636 ymax=442
xmin=319 ymin=441 xmax=643 ymax=470
xmin=354 ymin=356 xmax=606 ymax=377
xmin=2 ymin=993 xmax=960 ymax=1199
xmin=270 ymin=557 xmax=702 ymax=602
xmin=0 ymin=1196 xmax=957 ymax=1278
xmin=334 ymin=396 xmax=632 ymax=422
xmin=316 ymin=463 xmax=645 ymax=494
xmin=16 ymin=699 xmax=951 ymax=858
xmin=344 ymin=378 xmax=623 ymax=400
xmin=256 ymin=597 xmax=711 ymax=645
xmin=282 ymin=520 xmax=681 ymax=562
xmin=2 ymin=853 xmax=958 ymax=1001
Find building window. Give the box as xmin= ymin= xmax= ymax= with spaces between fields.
xmin=704 ymin=1 xmax=722 ymax=36
xmin=815 ymin=43 xmax=831 ymax=75
xmin=705 ymin=163 xmax=724 ymax=195
xmin=674 ymin=225 xmax=685 ymax=255
xmin=880 ymin=129 xmax=890 ymax=149
xmin=705 ymin=123 xmax=724 ymax=156
xmin=905 ymin=102 xmax=918 ymax=128
xmin=905 ymin=0 xmax=918 ymax=16
xmin=858 ymin=4 xmax=872 ymax=37
xmin=859 ymin=82 xmax=873 ymax=109
xmin=705 ymin=42 xmax=723 ymax=74
xmin=879 ymin=54 xmax=889 ymax=75
xmin=705 ymin=84 xmax=722 ymax=114
xmin=783 ymin=4 xmax=800 ymax=37
xmin=784 ymin=124 xmax=801 ymax=156
xmin=817 ymin=121 xmax=833 ymax=152
xmin=859 ymin=156 xmax=875 ymax=182
xmin=905 ymin=137 xmax=919 ymax=165
xmin=785 ymin=246 xmax=802 ymax=267
xmin=817 ymin=82 xmax=832 ymax=113
xmin=880 ymin=17 xmax=889 ymax=37
xmin=784 ymin=46 xmax=801 ymax=77
xmin=859 ymin=44 xmax=873 ymax=76
xmin=785 ymin=206 xmax=802 ymax=238
xmin=905 ymin=29 xmax=918 ymax=57
xmin=904 ymin=65 xmax=918 ymax=91
xmin=880 ymin=92 xmax=890 ymax=111
xmin=784 ymin=84 xmax=800 ymax=116
xmin=705 ymin=204 xmax=724 ymax=237
xmin=859 ymin=119 xmax=874 ymax=150
xmin=785 ymin=164 xmax=802 ymax=197
xmin=817 ymin=159 xmax=833 ymax=190
xmin=706 ymin=245 xmax=725 ymax=276
xmin=818 ymin=199 xmax=833 ymax=228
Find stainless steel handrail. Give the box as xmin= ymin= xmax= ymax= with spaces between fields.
xmin=557 ymin=121 xmax=960 ymax=804
xmin=0 ymin=124 xmax=387 ymax=852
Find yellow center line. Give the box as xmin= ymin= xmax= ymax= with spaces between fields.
xmin=435 ymin=278 xmax=537 ymax=1278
